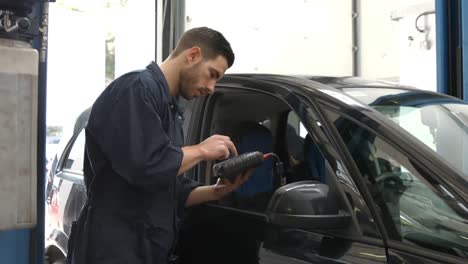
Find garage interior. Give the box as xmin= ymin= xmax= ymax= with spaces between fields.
xmin=0 ymin=0 xmax=467 ymax=263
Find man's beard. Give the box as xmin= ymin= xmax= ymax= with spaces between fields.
xmin=179 ymin=67 xmax=199 ymax=100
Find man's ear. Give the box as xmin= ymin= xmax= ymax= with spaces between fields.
xmin=186 ymin=46 xmax=202 ymax=64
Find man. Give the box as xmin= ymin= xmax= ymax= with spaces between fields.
xmin=67 ymin=27 xmax=251 ymax=264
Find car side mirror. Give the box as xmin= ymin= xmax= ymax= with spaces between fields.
xmin=267 ymin=181 xmax=351 ymax=230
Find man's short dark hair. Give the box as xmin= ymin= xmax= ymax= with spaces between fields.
xmin=172 ymin=27 xmax=235 ymax=68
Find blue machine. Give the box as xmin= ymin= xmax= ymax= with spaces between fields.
xmin=436 ymin=0 xmax=468 ymax=102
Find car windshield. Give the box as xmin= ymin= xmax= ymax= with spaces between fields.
xmin=342 ymin=88 xmax=468 ymax=179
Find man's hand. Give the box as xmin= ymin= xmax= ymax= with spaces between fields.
xmin=178 ymin=134 xmax=237 ymax=176
xmin=198 ymin=135 xmax=238 ymax=160
xmin=185 ymin=169 xmax=254 ymax=207
xmin=213 ymin=169 xmax=253 ymax=199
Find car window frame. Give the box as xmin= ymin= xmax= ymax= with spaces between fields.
xmin=57 ymin=124 xmax=86 ymax=177
xmin=294 ymin=94 xmax=387 ymax=243
xmin=191 ymin=82 xmax=370 ymax=239
xmin=319 ymin=104 xmax=468 ymax=263
xmin=182 ymin=96 xmax=207 ymax=182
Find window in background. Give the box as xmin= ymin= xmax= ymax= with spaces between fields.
xmin=105 ymin=32 xmax=115 ymax=86
xmin=47 ymin=0 xmax=155 ymax=160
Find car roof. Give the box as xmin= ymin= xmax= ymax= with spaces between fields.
xmin=303 ymin=75 xmax=410 ymax=88
xmin=221 ymin=74 xmax=465 ymax=108
xmin=224 ymin=73 xmax=409 ymax=88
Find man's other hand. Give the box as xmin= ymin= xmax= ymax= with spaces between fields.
xmin=184 ymin=169 xmax=253 ymax=207
xmin=213 ymin=169 xmax=253 ymax=199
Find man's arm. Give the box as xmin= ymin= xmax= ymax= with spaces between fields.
xmin=184 ymin=185 xmax=218 ymax=207
xmin=177 ymin=145 xmax=203 ymax=176
xmin=184 ymin=170 xmax=252 ymax=207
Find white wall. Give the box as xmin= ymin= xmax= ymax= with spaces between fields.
xmin=360 ymin=0 xmax=436 ymax=91
xmin=186 ymin=0 xmax=437 ymax=91
xmin=186 ymin=0 xmax=353 ymax=76
xmin=359 ymin=0 xmax=401 ymax=80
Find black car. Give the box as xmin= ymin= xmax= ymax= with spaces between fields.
xmin=45 ymin=75 xmax=468 ymax=264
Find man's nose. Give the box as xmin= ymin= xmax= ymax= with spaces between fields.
xmin=207 ymin=80 xmax=216 ymax=94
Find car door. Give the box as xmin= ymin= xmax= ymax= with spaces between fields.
xmin=46 ymin=125 xmax=87 ymax=255
xmin=177 ymin=78 xmax=388 ymax=264
xmin=256 ymin=93 xmax=387 ymax=264
xmin=320 ymin=104 xmax=468 ymax=264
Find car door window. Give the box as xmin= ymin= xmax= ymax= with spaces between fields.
xmin=325 ymin=109 xmax=468 ymax=259
xmin=286 ymin=111 xmax=326 ymax=183
xmin=62 ymin=130 xmax=86 ymax=174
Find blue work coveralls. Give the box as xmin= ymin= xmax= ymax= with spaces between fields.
xmin=67 ymin=63 xmax=198 ymax=264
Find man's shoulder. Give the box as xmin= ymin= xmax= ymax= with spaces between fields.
xmin=106 ymin=70 xmax=142 ymax=92
xmin=116 ymin=63 xmax=166 ymax=89
xmin=138 ymin=68 xmax=161 ymax=87
xmin=136 ymin=66 xmax=170 ymax=104
xmin=109 ymin=69 xmax=159 ymax=93
xmin=102 ymin=65 xmax=169 ymax=108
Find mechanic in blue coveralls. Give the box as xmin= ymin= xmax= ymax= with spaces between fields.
xmin=67 ymin=27 xmax=251 ymax=264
